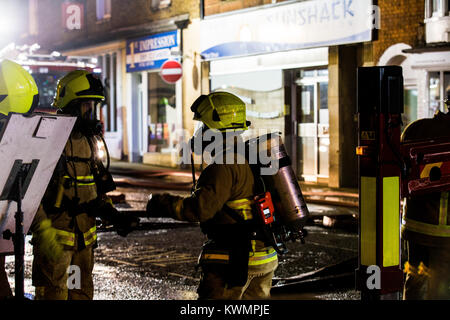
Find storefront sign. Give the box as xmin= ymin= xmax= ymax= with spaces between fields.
xmin=126 ymin=30 xmax=179 ymax=72
xmin=200 ymin=0 xmax=374 ymax=60
xmin=411 ymin=51 xmax=450 ymax=69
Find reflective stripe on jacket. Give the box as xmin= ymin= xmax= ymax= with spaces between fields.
xmin=167 ymin=161 xmax=277 ymax=261
xmin=200 ymin=247 xmax=277 ymax=266
xmin=199 ymin=197 xmax=277 ymax=266
xmin=226 ymin=198 xmax=254 ymax=221
xmin=33 ymin=132 xmax=101 ymax=249
xmin=54 ymin=225 xmax=97 ymax=248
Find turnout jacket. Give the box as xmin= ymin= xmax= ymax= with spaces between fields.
xmin=161 ymin=158 xmax=277 ymax=267
xmin=31 ymin=131 xmax=109 ymax=250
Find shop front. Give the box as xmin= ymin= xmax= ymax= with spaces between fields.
xmin=200 ymin=0 xmax=374 ymax=184
xmin=126 ymin=30 xmax=183 ymax=165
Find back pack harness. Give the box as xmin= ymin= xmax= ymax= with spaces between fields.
xmin=46 ymin=135 xmax=116 ymax=216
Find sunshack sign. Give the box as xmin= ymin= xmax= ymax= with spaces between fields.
xmin=126 ymin=30 xmax=179 ymax=72
xmin=200 ymin=0 xmax=375 ymax=60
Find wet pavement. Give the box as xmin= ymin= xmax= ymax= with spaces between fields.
xmin=4 ymin=162 xmax=362 ymax=300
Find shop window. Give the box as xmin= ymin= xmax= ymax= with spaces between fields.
xmin=429 ymin=72 xmax=440 ymax=116
xmin=445 ymin=71 xmax=450 ymax=110
xmin=402 ymin=89 xmax=418 ymax=130
xmin=295 ymin=68 xmax=329 ymax=181
xmin=150 ymin=0 xmax=171 ymax=11
xmin=147 ymin=72 xmax=176 ymax=153
xmin=97 ymin=53 xmax=117 ymax=132
xmin=96 ymin=0 xmax=111 ymax=21
xmin=210 ymin=70 xmax=285 ymax=141
xmin=32 ymin=70 xmax=67 ymax=113
xmin=432 ymin=0 xmax=441 ymax=13
xmin=428 ymin=71 xmax=450 ymax=116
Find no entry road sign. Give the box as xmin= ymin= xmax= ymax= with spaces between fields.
xmin=160 ymin=60 xmax=182 ymax=84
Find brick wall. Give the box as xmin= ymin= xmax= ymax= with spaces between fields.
xmin=372 ymin=0 xmax=424 ymax=63
xmin=203 ymin=0 xmax=290 ymax=16
xmin=31 ymin=0 xmax=425 ymax=57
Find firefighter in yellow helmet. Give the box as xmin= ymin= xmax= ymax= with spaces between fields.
xmin=0 ymin=59 xmax=39 ymax=117
xmin=401 ymin=94 xmax=450 ymax=300
xmin=0 ymin=59 xmax=40 ymax=299
xmin=30 ymin=70 xmax=138 ymax=300
xmin=146 ymin=91 xmax=278 ymax=300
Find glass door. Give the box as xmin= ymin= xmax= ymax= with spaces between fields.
xmin=295 ymin=69 xmax=329 ymax=182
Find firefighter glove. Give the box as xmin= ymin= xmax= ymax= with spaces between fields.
xmin=102 ymin=204 xmax=139 ymax=237
xmin=146 ymin=193 xmax=173 ymax=218
xmin=34 ymin=219 xmax=64 ymax=263
xmin=114 ymin=211 xmax=140 ymax=237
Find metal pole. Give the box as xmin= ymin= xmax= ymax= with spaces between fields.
xmin=14 ymin=169 xmax=24 ymax=299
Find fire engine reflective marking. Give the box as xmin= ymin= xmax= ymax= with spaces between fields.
xmin=360 ymin=176 xmax=377 ymax=266
xmin=419 ymin=162 xmax=443 ymax=179
xmin=383 ymin=176 xmax=400 ymax=267
xmin=402 ymin=218 xmax=450 ymax=237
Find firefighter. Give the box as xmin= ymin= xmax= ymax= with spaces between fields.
xmin=401 ymin=94 xmax=450 ymax=300
xmin=0 ymin=59 xmax=39 ymax=299
xmin=30 ymin=70 xmax=138 ymax=300
xmin=146 ymin=92 xmax=278 ymax=300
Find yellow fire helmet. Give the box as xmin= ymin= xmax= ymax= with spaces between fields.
xmin=53 ymin=70 xmax=105 ymax=110
xmin=0 ymin=59 xmax=39 ymax=116
xmin=190 ymin=91 xmax=250 ymax=132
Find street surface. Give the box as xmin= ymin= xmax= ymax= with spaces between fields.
xmin=5 ymin=166 xmax=361 ymax=300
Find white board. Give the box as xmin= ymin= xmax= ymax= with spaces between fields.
xmin=0 ymin=113 xmax=76 ymax=254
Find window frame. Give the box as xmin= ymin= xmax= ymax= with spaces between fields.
xmin=96 ymin=0 xmax=111 ymax=21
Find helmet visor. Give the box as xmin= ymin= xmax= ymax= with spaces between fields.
xmin=80 ymin=100 xmax=100 ymax=121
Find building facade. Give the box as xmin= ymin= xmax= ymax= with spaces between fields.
xmin=25 ymin=0 xmax=201 ymax=165
xmin=198 ymin=0 xmax=426 ymax=188
xmin=18 ymin=0 xmax=435 ymax=188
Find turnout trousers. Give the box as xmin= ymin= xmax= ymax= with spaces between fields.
xmin=32 ymin=235 xmax=95 ymax=300
xmin=197 ymin=259 xmax=278 ymax=300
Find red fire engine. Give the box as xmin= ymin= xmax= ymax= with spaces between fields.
xmin=1 ymin=43 xmax=100 ymax=113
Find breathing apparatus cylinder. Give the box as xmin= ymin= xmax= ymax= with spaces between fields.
xmin=246 ymin=132 xmax=309 ymax=234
